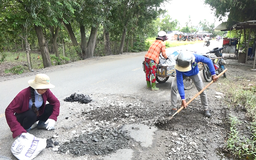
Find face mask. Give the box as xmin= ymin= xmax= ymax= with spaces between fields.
xmin=35 ymin=89 xmax=41 ymax=95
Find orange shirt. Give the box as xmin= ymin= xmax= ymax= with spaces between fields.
xmin=144 ymin=40 xmax=168 ymax=64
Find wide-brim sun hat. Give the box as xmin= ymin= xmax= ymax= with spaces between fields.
xmin=28 ymin=74 xmax=55 ymax=89
xmin=175 ymin=63 xmax=192 ymax=72
xmin=175 ymin=52 xmax=195 ymax=72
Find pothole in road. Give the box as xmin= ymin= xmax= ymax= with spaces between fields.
xmin=58 ymin=93 xmax=230 ymax=159
xmin=58 ymin=94 xmax=168 ymax=157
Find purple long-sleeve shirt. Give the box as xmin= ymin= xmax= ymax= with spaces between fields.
xmin=5 ymin=87 xmax=60 ymax=138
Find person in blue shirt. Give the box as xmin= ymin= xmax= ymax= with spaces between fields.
xmin=170 ymin=51 xmax=218 ymax=117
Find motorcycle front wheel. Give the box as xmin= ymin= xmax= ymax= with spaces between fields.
xmin=183 ymin=77 xmax=194 ymax=90
xmin=219 ymin=65 xmax=227 ymax=78
xmin=156 ymin=75 xmax=169 ymax=83
xmin=203 ymin=65 xmax=212 ymax=82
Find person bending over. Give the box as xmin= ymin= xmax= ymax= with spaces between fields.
xmin=170 ymin=51 xmax=218 ymax=117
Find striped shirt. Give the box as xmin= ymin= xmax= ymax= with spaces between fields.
xmin=144 ymin=40 xmax=168 ymax=64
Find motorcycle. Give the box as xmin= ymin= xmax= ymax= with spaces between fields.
xmin=203 ymin=38 xmax=210 ymax=47
xmin=143 ymin=51 xmax=194 ymax=90
xmin=202 ymin=47 xmax=227 ymax=82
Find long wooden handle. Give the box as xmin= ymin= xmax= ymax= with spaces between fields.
xmin=169 ymin=68 xmax=228 ymax=119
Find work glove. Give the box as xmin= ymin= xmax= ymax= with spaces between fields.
xmin=19 ymin=132 xmax=34 ymax=139
xmin=44 ymin=119 xmax=55 ymax=130
xmin=20 ymin=132 xmax=29 ymax=137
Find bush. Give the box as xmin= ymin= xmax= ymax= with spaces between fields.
xmin=50 ymin=55 xmax=70 ymax=65
xmin=65 ymin=46 xmax=81 ymax=62
xmin=0 ymin=52 xmax=7 ymax=63
xmin=5 ymin=65 xmax=25 ymax=74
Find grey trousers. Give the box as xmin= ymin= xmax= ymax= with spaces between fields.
xmin=170 ymin=73 xmax=208 ymax=110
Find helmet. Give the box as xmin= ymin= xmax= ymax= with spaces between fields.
xmin=175 ymin=51 xmax=195 ymax=72
xmin=158 ymin=31 xmax=167 ymax=37
xmin=157 ymin=31 xmax=168 ymax=41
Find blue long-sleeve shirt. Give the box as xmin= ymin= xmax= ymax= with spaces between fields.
xmin=176 ymin=54 xmax=215 ymax=99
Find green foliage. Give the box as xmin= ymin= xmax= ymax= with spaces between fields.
xmin=0 ymin=52 xmax=7 ymax=63
xmin=65 ymin=45 xmax=81 ymax=62
xmin=226 ymin=30 xmax=239 ymax=39
xmin=165 ymin=41 xmax=171 ymax=48
xmin=145 ymin=38 xmax=203 ymax=50
xmin=205 ymin=0 xmax=256 ymax=23
xmin=226 ymin=115 xmax=256 ymax=159
xmin=230 ymin=89 xmax=256 ymax=119
xmin=5 ymin=65 xmax=25 ymax=74
xmin=159 ymin=15 xmax=178 ymax=32
xmin=180 ymin=26 xmax=190 ymax=33
xmin=130 ymin=35 xmax=147 ymax=52
xmin=222 ymin=78 xmax=256 ymax=159
xmin=50 ymin=55 xmax=70 ymax=65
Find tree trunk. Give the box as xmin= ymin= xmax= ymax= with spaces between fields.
xmin=104 ymin=28 xmax=111 ymax=55
xmin=50 ymin=26 xmax=60 ymax=58
xmin=34 ymin=25 xmax=51 ymax=68
xmin=85 ymin=26 xmax=98 ymax=58
xmin=119 ymin=26 xmax=127 ymax=54
xmin=62 ymin=40 xmax=65 ymax=57
xmin=21 ymin=39 xmax=25 ymax=51
xmin=63 ymin=22 xmax=78 ymax=46
xmin=80 ymin=25 xmax=87 ymax=58
xmin=130 ymin=33 xmax=134 ymax=49
xmin=25 ymin=34 xmax=32 ymax=71
xmin=126 ymin=32 xmax=129 ymax=52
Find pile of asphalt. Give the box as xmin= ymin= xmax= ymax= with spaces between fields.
xmin=58 ymin=127 xmax=132 ymax=156
xmin=64 ymin=93 xmax=92 ymax=104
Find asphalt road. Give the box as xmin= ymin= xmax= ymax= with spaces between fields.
xmin=0 ymin=40 xmax=222 ymax=159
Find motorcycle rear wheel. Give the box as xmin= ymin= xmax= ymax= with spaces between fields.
xmin=203 ymin=65 xmax=212 ymax=82
xmin=183 ymin=77 xmax=194 ymax=90
xmin=156 ymin=76 xmax=169 ymax=83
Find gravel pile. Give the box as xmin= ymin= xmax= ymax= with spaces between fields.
xmin=58 ymin=127 xmax=132 ymax=156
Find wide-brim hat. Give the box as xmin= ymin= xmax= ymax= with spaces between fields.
xmin=175 ymin=63 xmax=191 ymax=72
xmin=28 ymin=74 xmax=55 ymax=89
xmin=175 ymin=55 xmax=195 ymax=72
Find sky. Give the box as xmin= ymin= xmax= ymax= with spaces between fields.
xmin=161 ymin=0 xmax=226 ymax=28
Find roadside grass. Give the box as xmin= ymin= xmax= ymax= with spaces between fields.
xmin=2 ymin=40 xmax=203 ymax=75
xmin=145 ymin=38 xmax=203 ymax=49
xmin=1 ymin=51 xmax=72 ymax=75
xmin=1 ymin=51 xmax=43 ymax=74
xmin=219 ymin=77 xmax=256 ymax=159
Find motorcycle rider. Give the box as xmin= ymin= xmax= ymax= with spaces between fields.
xmin=204 ymin=35 xmax=210 ymax=46
xmin=144 ymin=31 xmax=169 ymax=91
xmin=170 ymin=51 xmax=218 ymax=117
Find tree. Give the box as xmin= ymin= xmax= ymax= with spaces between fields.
xmin=109 ymin=0 xmax=167 ymax=54
xmin=205 ymin=0 xmax=256 ymax=24
xmin=0 ymin=0 xmax=76 ymax=68
xmin=159 ymin=15 xmax=178 ymax=32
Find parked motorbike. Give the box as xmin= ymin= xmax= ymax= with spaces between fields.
xmin=202 ymin=47 xmax=227 ymax=82
xmin=203 ymin=39 xmax=210 ymax=47
xmin=156 ymin=53 xmax=194 ymax=90
xmin=142 ymin=51 xmax=194 ymax=90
